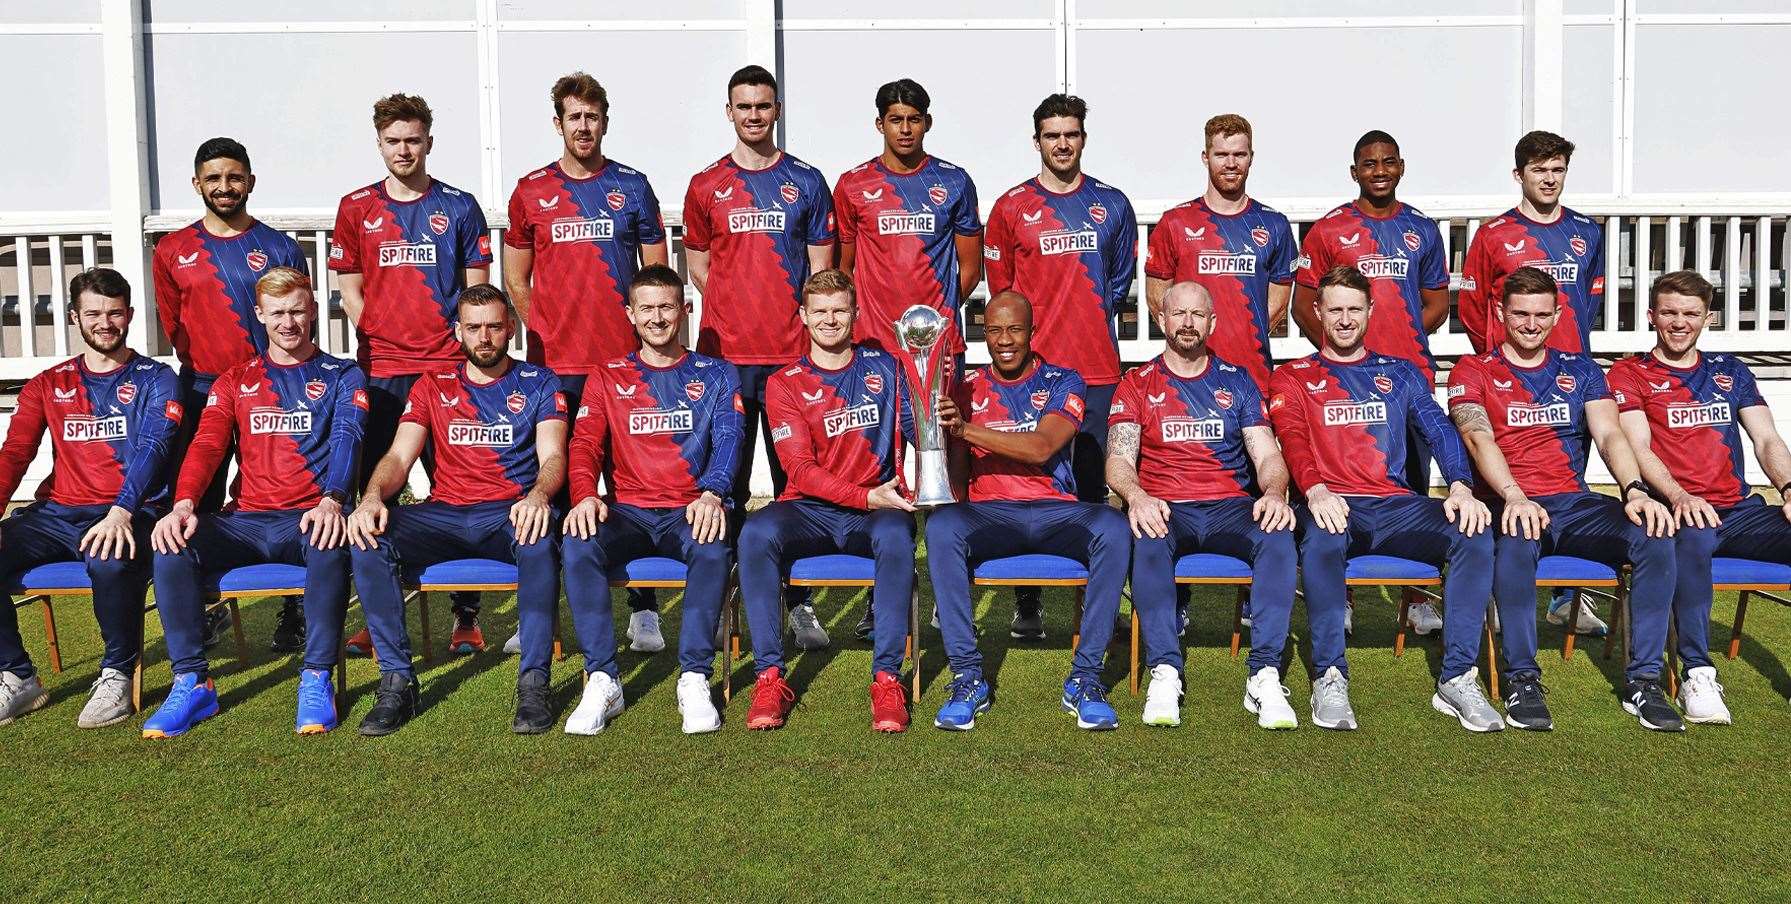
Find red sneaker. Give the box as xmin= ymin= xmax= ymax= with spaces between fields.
xmin=344 ymin=627 xmax=373 ymax=657
xmin=870 ymin=671 xmax=909 ymax=733
xmin=450 ymin=617 xmax=485 ymax=654
xmin=746 ymin=667 xmax=795 ymax=730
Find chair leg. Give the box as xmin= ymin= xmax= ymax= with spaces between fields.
xmin=908 ymin=586 xmax=921 ymax=701
xmin=1665 ymin=616 xmax=1680 ymax=698
xmin=1563 ymin=589 xmax=1585 ymax=660
xmin=228 ymin=600 xmax=249 ymax=666
xmin=1394 ymin=589 xmax=1411 ymax=658
xmin=1129 ymin=610 xmax=1140 ymax=696
xmin=1602 ymin=586 xmax=1626 ymax=661
xmin=39 ymin=598 xmax=63 ymax=673
xmin=1071 ymin=587 xmax=1084 ymax=650
xmin=1484 ymin=599 xmax=1500 ymax=702
xmin=1728 ymin=591 xmax=1749 ymax=660
xmin=1229 ymin=587 xmax=1244 ymax=660
xmin=416 ymin=592 xmax=434 ymax=664
xmin=720 ymin=588 xmax=734 ymax=704
xmin=134 ymin=627 xmax=144 ymax=713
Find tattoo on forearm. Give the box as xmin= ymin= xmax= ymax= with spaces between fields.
xmin=1108 ymin=423 xmax=1141 ymax=465
xmin=1451 ymin=403 xmax=1492 ymax=435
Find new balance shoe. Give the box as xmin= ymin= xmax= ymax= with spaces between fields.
xmin=512 ymin=670 xmax=554 ymax=734
xmin=676 ymin=671 xmax=721 ymax=734
xmin=1622 ymin=678 xmax=1685 ymax=732
xmin=1431 ymin=668 xmax=1506 ymax=732
xmin=565 ymin=671 xmax=625 ymax=735
xmin=1503 ymin=678 xmax=1553 ymax=731
xmin=141 ymin=672 xmax=216 ymax=738
xmin=449 ymin=608 xmax=485 ymax=654
xmin=0 ymin=671 xmax=48 ymax=726
xmin=1309 ymin=666 xmax=1357 ymax=730
xmin=270 ymin=597 xmax=306 ymax=653
xmin=357 ymin=671 xmax=419 ymax=737
xmin=1547 ymin=591 xmax=1609 ymax=636
xmin=1010 ymin=605 xmax=1045 ymax=641
xmin=870 ymin=671 xmax=909 ymax=733
xmin=1407 ymin=601 xmax=1443 ymax=636
xmin=788 ymin=605 xmax=830 ymax=651
xmin=79 ymin=667 xmax=135 ymax=729
xmin=1678 ymin=666 xmax=1731 ymax=725
xmin=295 ymin=668 xmax=338 ymax=735
xmin=853 ymin=607 xmax=875 ymax=643
xmin=1244 ymin=666 xmax=1298 ymax=730
xmin=627 ymin=610 xmax=666 ymax=653
xmin=502 ymin=631 xmax=521 ymax=655
xmin=344 ymin=627 xmax=373 ymax=657
xmin=1141 ymin=664 xmax=1182 ymax=727
xmin=1061 ymin=676 xmax=1118 ymax=730
xmin=933 ymin=673 xmax=991 ymax=730
xmin=746 ymin=667 xmax=795 ymax=730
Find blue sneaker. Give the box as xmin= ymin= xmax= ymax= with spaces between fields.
xmin=933 ymin=673 xmax=991 ymax=730
xmin=296 ymin=669 xmax=338 ymax=735
xmin=141 ymin=672 xmax=218 ymax=739
xmin=1062 ymin=676 xmax=1118 ymax=730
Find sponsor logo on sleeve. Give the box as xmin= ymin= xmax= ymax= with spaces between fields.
xmin=353 ymin=389 xmax=369 ymax=410
xmin=983 ymin=246 xmax=1002 ymax=261
xmin=1269 ymin=394 xmax=1287 ymax=411
xmin=165 ymin=400 xmax=184 ymax=421
xmin=553 ymin=393 xmax=567 ymax=413
xmin=329 ymin=245 xmax=345 ymax=262
xmin=771 ymin=423 xmax=793 ymax=443
xmin=1064 ymin=394 xmax=1085 ymax=418
xmin=1447 ymin=384 xmax=1466 ymax=399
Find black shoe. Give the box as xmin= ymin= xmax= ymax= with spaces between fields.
xmin=1503 ymin=678 xmax=1553 ymax=731
xmin=200 ymin=607 xmax=229 ymax=651
xmin=853 ymin=607 xmax=875 ymax=643
xmin=512 ymin=670 xmax=554 ymax=734
xmin=1622 ymin=678 xmax=1685 ymax=732
xmin=269 ymin=597 xmax=306 ymax=653
xmin=1009 ymin=604 xmax=1045 ymax=641
xmin=357 ymin=671 xmax=419 ymax=737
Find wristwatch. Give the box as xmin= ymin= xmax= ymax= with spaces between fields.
xmin=1623 ymin=480 xmax=1651 ymax=501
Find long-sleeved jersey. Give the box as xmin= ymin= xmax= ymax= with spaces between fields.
xmin=569 ymin=351 xmax=744 ymax=509
xmin=957 ymin=359 xmax=1086 ymax=503
xmin=399 ymin=360 xmax=565 ymax=506
xmin=1609 ymin=352 xmax=1766 ymax=509
xmin=1460 ymin=207 xmax=1605 ymax=354
xmin=0 ymin=355 xmax=181 ymax=511
xmin=1447 ymin=348 xmax=1610 ymax=498
xmin=1109 ymin=355 xmax=1266 ymax=502
xmin=1144 ymin=198 xmax=1298 ymax=388
xmin=153 ymin=219 xmax=309 ymax=380
xmin=1267 ymin=352 xmax=1469 ymax=497
xmin=765 ymin=345 xmax=913 ymax=510
xmin=1294 ymin=201 xmax=1449 ymax=380
xmin=833 ymin=156 xmax=981 ymax=355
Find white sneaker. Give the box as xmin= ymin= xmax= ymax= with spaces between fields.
xmin=1678 ymin=666 xmax=1731 ymax=725
xmin=1408 ymin=601 xmax=1443 ymax=636
xmin=564 ymin=671 xmax=624 ymax=735
xmin=502 ymin=631 xmax=521 ymax=655
xmin=0 ymin=670 xmax=49 ymax=726
xmin=1309 ymin=666 xmax=1358 ymax=730
xmin=1343 ymin=604 xmax=1354 ymax=637
xmin=77 ymin=667 xmax=133 ymax=728
xmin=1141 ymin=664 xmax=1182 ymax=727
xmin=1244 ymin=666 xmax=1298 ymax=729
xmin=627 ymin=610 xmax=666 ymax=653
xmin=676 ymin=671 xmax=722 ymax=734
xmin=789 ymin=604 xmax=831 ymax=650
xmin=1546 ymin=594 xmax=1609 ymax=635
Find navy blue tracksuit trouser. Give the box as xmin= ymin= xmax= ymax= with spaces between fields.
xmin=1671 ymin=495 xmax=1790 ymax=673
xmin=0 ymin=502 xmax=152 ymax=680
xmin=1132 ymin=497 xmax=1296 ymax=674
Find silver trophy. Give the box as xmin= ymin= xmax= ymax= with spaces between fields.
xmin=894 ymin=304 xmax=958 ymax=507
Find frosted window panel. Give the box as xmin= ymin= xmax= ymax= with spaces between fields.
xmin=1631 ymin=26 xmax=1791 ymax=193
xmin=0 ymin=37 xmax=109 ymax=212
xmin=783 ymin=1 xmax=1052 ymax=19
xmin=1 ymin=2 xmax=101 ymax=24
xmin=496 ymin=0 xmax=746 ymax=21
xmin=1559 ymin=24 xmax=1616 ymax=195
xmin=143 ymin=1 xmax=476 ymax=23
xmin=1077 ymin=1 xmax=1520 ymax=19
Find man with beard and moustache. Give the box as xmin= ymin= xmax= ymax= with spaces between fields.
xmin=142 ymin=269 xmax=367 ymax=738
xmin=153 ymin=138 xmax=310 ymax=652
xmin=346 ymin=286 xmax=567 ymax=737
xmin=0 ymin=269 xmax=181 ymax=729
xmin=333 ymin=93 xmax=495 ymax=656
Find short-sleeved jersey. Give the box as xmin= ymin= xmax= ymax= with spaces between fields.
xmin=1460 ymin=207 xmax=1605 ymax=355
xmin=1144 ymin=198 xmax=1299 ymax=388
xmin=1109 ymin=355 xmax=1266 ymax=502
xmin=1294 ymin=202 xmax=1449 ymax=380
xmin=399 ymin=360 xmax=566 ymax=506
xmin=153 ymin=219 xmax=309 ymax=380
xmin=983 ymin=176 xmax=1137 ymax=385
xmin=177 ymin=352 xmax=368 ymax=512
xmin=957 ymin=359 xmax=1086 ymax=503
xmin=329 ymin=179 xmax=493 ymax=378
xmin=765 ymin=346 xmax=914 ymax=510
xmin=1267 ymin=352 xmax=1469 ymax=498
xmin=0 ymin=355 xmax=181 ymax=511
xmin=833 ymin=156 xmax=981 ymax=355
xmin=682 ymin=152 xmax=835 ymax=365
xmin=569 ymin=351 xmax=744 ymax=509
xmin=1446 ymin=349 xmax=1610 ymax=498
xmin=504 ymin=160 xmax=667 ymax=375
xmin=1609 ymin=352 xmax=1765 ymax=509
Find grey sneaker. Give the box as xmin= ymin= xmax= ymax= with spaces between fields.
xmin=1309 ymin=666 xmax=1357 ymax=730
xmin=0 ymin=671 xmax=49 ymax=726
xmin=77 ymin=667 xmax=134 ymax=728
xmin=788 ymin=604 xmax=831 ymax=651
xmin=1431 ymin=668 xmax=1506 ymax=732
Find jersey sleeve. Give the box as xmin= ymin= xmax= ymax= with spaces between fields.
xmin=328 ymin=198 xmax=362 ymax=273
xmin=636 ymin=178 xmax=668 ymax=247
xmin=174 ymin=377 xmax=238 ymax=505
xmin=1445 ymin=356 xmax=1487 ymax=410
xmin=1293 ymin=226 xmax=1328 ymax=288
xmin=766 ymin=374 xmax=870 ymax=509
xmin=276 ymin=235 xmax=310 ymax=274
xmin=952 ymin=175 xmax=982 ymax=236
xmin=1588 ymin=226 xmax=1606 ymax=299
xmin=832 ymin=179 xmax=859 ymax=247
xmin=981 ymin=198 xmax=1015 ymax=294
xmin=1578 ymin=357 xmax=1612 ymax=402
xmin=1106 ymin=194 xmax=1139 ymax=307
xmin=1419 ymin=220 xmax=1449 ymax=290
xmin=534 ymin=375 xmax=568 ymax=426
xmin=1108 ymin=375 xmax=1143 ymax=428
xmin=1459 ymin=230 xmax=1496 ymax=355
xmin=1404 ymin=365 xmax=1471 ymax=486
xmin=1234 ymin=377 xmax=1268 ymax=429
xmin=567 ymin=375 xmax=608 ymax=503
xmin=504 ymin=183 xmax=535 ymax=250
xmin=1605 ymin=359 xmax=1645 ymax=413
xmin=804 ymin=174 xmax=836 ymax=246
xmin=152 ymin=243 xmax=182 ymax=346
xmin=1266 ymin=368 xmax=1318 ymax=489
xmin=0 ymin=378 xmax=48 ymax=503
xmin=697 ymin=364 xmax=744 ymax=503
xmin=1269 ymin=217 xmax=1299 ymax=284
xmin=325 ymin=368 xmax=369 ymax=499
xmin=1731 ymin=361 xmax=1766 ymax=410
xmin=680 ymin=177 xmax=713 ymax=253
xmin=458 ymin=200 xmax=492 ymax=267
xmin=398 ymin=377 xmax=432 ymax=429
xmin=115 ymin=369 xmax=182 ymax=513
xmin=1044 ymin=369 xmax=1088 ymax=430
xmin=1144 ymin=211 xmax=1178 ymax=281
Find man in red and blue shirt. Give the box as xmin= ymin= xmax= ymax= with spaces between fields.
xmin=560 ymin=266 xmax=742 ymax=736
xmin=143 ymin=269 xmax=367 ymax=738
xmin=346 ymin=286 xmax=567 ymax=738
xmin=925 ymin=292 xmax=1131 ymax=732
xmin=0 ymin=269 xmax=180 ymax=730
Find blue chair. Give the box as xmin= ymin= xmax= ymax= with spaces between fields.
xmin=1536 ymin=555 xmax=1624 ymax=661
xmin=1122 ymin=554 xmax=1253 ymax=696
xmin=201 ymin=561 xmax=304 ymax=679
xmin=1349 ymin=555 xmax=1444 ymax=659
xmin=720 ymin=554 xmax=919 ymax=698
xmin=972 ymin=553 xmax=1122 ymax=689
xmin=1720 ymin=557 xmax=1791 ymax=661
xmin=604 ymin=556 xmax=733 ymax=698
xmin=401 ymin=558 xmax=550 ymax=662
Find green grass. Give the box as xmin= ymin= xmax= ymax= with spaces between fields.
xmin=3 ymin=561 xmax=1790 ymax=902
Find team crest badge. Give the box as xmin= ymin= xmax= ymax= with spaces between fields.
xmin=1088 ymin=203 xmax=1107 ymax=225
xmin=1714 ymin=373 xmax=1734 ymax=392
xmin=1373 ymin=374 xmax=1394 ymax=394
xmin=507 ymin=392 xmax=527 ymax=413
xmin=305 ymin=380 xmax=326 ymax=401
xmin=1402 ymin=230 xmax=1422 ymax=252
xmin=1251 ymin=227 xmax=1271 ymax=248
xmin=1556 ymin=373 xmax=1577 ymax=394
xmin=1570 ymin=235 xmax=1588 ymax=257
xmin=607 ymin=190 xmax=626 ymax=211
xmin=685 ymin=381 xmax=705 ymax=402
xmin=246 ymin=250 xmax=268 ymax=272
xmin=1030 ymin=389 xmax=1049 ymax=410
xmin=780 ymin=183 xmax=800 ymax=204
xmin=428 ymin=212 xmax=450 ymax=236
xmin=929 ymin=185 xmax=948 ymax=206
xmin=864 ymin=373 xmax=883 ymax=394
xmin=1213 ymin=388 xmax=1234 ymax=410
xmin=116 ymin=383 xmax=137 ymax=405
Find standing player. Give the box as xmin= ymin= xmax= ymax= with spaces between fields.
xmin=143 ymin=268 xmax=366 ymax=737
xmin=346 ymin=286 xmax=566 ymax=737
xmin=926 ymin=292 xmax=1132 ymax=732
xmin=0 ymin=269 xmax=180 ymax=729
xmin=1609 ymin=271 xmax=1791 ymax=724
xmin=560 ymin=266 xmax=742 ymax=736
xmin=1106 ymin=282 xmax=1299 ymax=729
xmin=153 ymin=137 xmax=310 ymax=651
xmin=332 ymin=93 xmax=493 ymax=654
xmin=1269 ymin=267 xmax=1497 ymax=732
xmin=681 ymin=64 xmax=834 ymax=649
xmin=736 ymin=270 xmax=918 ymax=732
xmin=1448 ymin=267 xmax=1679 ymax=731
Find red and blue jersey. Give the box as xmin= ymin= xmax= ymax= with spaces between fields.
xmin=1145 ymin=198 xmax=1298 ymax=388
xmin=1295 ymin=202 xmax=1449 ymax=379
xmin=984 ymin=176 xmax=1137 ymax=386
xmin=569 ymin=351 xmax=744 ymax=509
xmin=1460 ymin=207 xmax=1605 ymax=354
xmin=682 ymin=152 xmax=835 ymax=365
xmin=957 ymin=359 xmax=1087 ymax=503
xmin=0 ymin=354 xmax=182 ymax=512
xmin=176 ymin=352 xmax=368 ymax=512
xmin=1446 ymin=348 xmax=1610 ymax=498
xmin=833 ymin=156 xmax=981 ymax=355
xmin=399 ymin=359 xmax=566 ymax=506
xmin=329 ymin=179 xmax=493 ymax=378
xmin=1268 ymin=352 xmax=1469 ymax=497
xmin=1109 ymin=355 xmax=1266 ymax=502
xmin=153 ymin=219 xmax=309 ymax=381
xmin=765 ymin=345 xmax=914 ymax=510
xmin=1609 ymin=352 xmax=1765 ymax=509
xmin=506 ymin=160 xmax=668 ymax=375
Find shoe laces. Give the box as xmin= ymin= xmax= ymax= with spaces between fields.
xmin=1686 ymin=671 xmax=1724 ymax=695
xmin=1314 ymin=674 xmax=1349 ymax=709
xmin=945 ymin=674 xmax=984 ymax=705
xmin=871 ymin=676 xmax=906 ymax=711
xmin=752 ymin=673 xmax=794 ymax=709
xmin=154 ymin=674 xmax=193 ymax=709
xmin=299 ymin=672 xmax=332 ymax=711
xmin=1067 ymin=677 xmax=1108 ymax=705
xmin=790 ymin=606 xmax=820 ymax=631
xmin=1449 ymin=673 xmax=1495 ymax=711
xmin=1511 ymin=679 xmax=1549 ymax=704
xmin=453 ymin=607 xmax=478 ymax=630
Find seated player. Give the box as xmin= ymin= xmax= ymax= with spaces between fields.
xmin=737 ymin=269 xmax=918 ymax=732
xmin=560 ymin=265 xmax=742 ymax=735
xmin=143 ymin=268 xmax=364 ymax=737
xmin=346 ymin=285 xmax=567 ymax=737
xmin=1268 ymin=267 xmax=1496 ymax=732
xmin=1449 ymin=266 xmax=1679 ymax=731
xmin=0 ymin=268 xmax=179 ymax=729
xmin=926 ymin=291 xmax=1131 ymax=732
xmin=1609 ymin=270 xmax=1791 ymax=725
xmin=1107 ymin=282 xmax=1298 ymax=729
